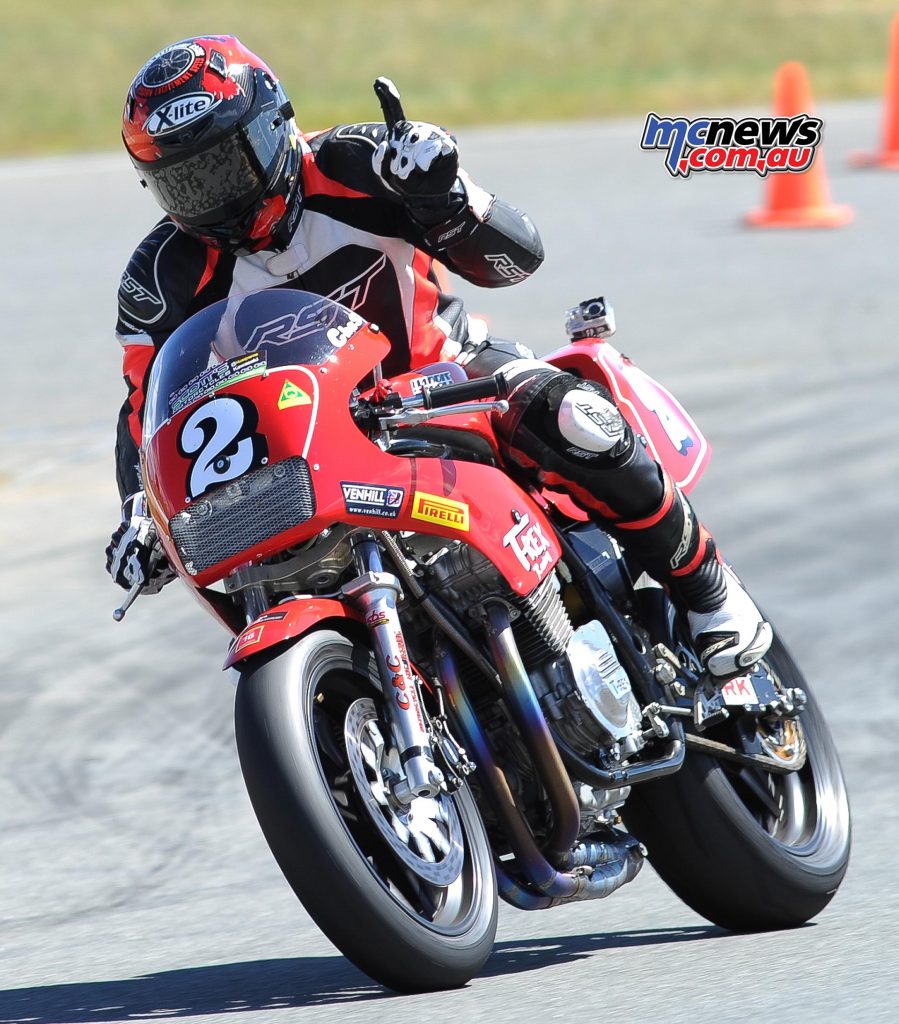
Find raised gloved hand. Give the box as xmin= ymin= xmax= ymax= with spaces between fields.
xmin=105 ymin=492 xmax=175 ymax=594
xmin=372 ymin=77 xmax=459 ymax=200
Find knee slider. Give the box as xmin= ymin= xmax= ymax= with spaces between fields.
xmin=557 ymin=385 xmax=625 ymax=456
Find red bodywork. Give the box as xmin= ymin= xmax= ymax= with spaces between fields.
xmin=546 ymin=338 xmax=710 ymax=495
xmin=142 ymin=301 xmax=710 ymax=666
xmin=223 ymin=598 xmax=363 ymax=669
xmin=144 ymin=324 xmax=563 ymax=656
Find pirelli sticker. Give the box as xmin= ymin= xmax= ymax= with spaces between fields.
xmin=411 ymin=491 xmax=470 ymax=532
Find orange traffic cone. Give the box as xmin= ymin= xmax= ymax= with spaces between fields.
xmin=850 ymin=14 xmax=899 ymax=168
xmin=745 ymin=62 xmax=853 ymax=228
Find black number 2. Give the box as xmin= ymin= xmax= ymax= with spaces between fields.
xmin=177 ymin=395 xmax=268 ymax=500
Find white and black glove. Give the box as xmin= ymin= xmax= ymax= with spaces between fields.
xmin=372 ymin=77 xmax=460 ymax=201
xmin=105 ymin=492 xmax=175 ymax=595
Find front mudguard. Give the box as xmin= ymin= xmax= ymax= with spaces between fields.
xmin=223 ymin=598 xmax=364 ymax=669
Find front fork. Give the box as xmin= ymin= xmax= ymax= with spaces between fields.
xmin=341 ymin=536 xmax=444 ymax=801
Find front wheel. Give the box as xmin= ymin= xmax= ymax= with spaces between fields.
xmin=234 ymin=629 xmax=497 ymax=992
xmin=621 ymin=627 xmax=851 ymax=930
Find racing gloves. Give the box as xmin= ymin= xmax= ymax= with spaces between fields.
xmin=372 ymin=78 xmax=459 ymax=200
xmin=373 ymin=117 xmax=460 ymax=200
xmin=105 ymin=492 xmax=175 ymax=594
xmin=371 ymin=76 xmax=480 ymax=233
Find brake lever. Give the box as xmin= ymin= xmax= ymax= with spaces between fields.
xmin=113 ymin=580 xmax=145 ymax=622
xmin=377 ymin=398 xmax=509 ymax=428
xmin=112 ymin=547 xmax=163 ymax=621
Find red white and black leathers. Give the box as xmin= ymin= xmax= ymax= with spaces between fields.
xmin=115 ymin=123 xmax=543 ymax=496
xmin=113 ymin=114 xmax=771 ymax=677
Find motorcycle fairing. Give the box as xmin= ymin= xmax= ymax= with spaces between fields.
xmin=546 ymin=339 xmax=711 ymax=495
xmin=145 ymin=340 xmax=560 ymax=597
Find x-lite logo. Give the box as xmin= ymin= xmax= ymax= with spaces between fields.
xmin=147 ymin=92 xmax=220 ymax=136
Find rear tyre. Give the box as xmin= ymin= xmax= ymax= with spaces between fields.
xmin=622 ymin=628 xmax=850 ymax=930
xmin=235 ymin=629 xmax=497 ymax=992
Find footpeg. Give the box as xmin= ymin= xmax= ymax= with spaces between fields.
xmin=693 ymin=663 xmax=800 ymax=731
xmin=694 ymin=673 xmax=768 ymax=731
xmin=693 ymin=676 xmax=732 ymax=731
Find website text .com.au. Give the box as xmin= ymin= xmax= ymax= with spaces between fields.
xmin=640 ymin=113 xmax=823 ymax=178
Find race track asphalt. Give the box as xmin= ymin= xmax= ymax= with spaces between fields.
xmin=1 ymin=100 xmax=897 ymax=1023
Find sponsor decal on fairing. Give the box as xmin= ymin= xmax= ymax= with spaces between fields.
xmin=169 ymin=353 xmax=267 ymax=416
xmin=411 ymin=492 xmax=470 ymax=532
xmin=409 ymin=370 xmax=455 ymax=395
xmin=247 ymin=301 xmax=365 ymax=351
xmin=277 ymin=379 xmax=312 ymax=410
xmin=341 ymin=482 xmax=405 ymax=519
xmin=503 ymin=512 xmax=554 ymax=578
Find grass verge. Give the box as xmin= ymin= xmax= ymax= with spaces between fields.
xmin=3 ymin=0 xmax=897 ymax=156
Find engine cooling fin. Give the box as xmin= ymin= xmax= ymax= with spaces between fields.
xmin=513 ymin=576 xmax=574 ymax=664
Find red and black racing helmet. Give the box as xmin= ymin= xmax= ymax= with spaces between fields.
xmin=123 ymin=36 xmax=300 ymax=254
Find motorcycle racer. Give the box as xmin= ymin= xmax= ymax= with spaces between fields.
xmin=106 ymin=35 xmax=771 ymax=678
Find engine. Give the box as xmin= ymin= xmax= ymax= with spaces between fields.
xmin=425 ymin=541 xmax=646 ymax=763
xmin=534 ymin=619 xmax=645 ymax=760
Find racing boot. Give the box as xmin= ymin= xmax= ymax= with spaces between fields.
xmin=613 ymin=473 xmax=773 ymax=678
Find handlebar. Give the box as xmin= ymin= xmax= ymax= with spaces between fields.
xmin=353 ymin=372 xmax=508 ymax=431
xmin=419 ymin=373 xmax=507 ymax=410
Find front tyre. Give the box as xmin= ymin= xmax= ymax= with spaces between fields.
xmin=622 ymin=628 xmax=850 ymax=930
xmin=234 ymin=629 xmax=497 ymax=992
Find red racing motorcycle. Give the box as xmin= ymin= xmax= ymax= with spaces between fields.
xmin=123 ymin=287 xmax=850 ymax=991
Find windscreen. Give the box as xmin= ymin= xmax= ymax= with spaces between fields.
xmin=143 ymin=289 xmax=366 ymax=440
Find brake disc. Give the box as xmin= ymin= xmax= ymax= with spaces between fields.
xmin=343 ymin=698 xmax=465 ymax=886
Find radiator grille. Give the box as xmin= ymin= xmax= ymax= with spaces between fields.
xmin=169 ymin=456 xmax=315 ymax=575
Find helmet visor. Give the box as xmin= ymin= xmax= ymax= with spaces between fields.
xmin=134 ymin=108 xmax=288 ymax=225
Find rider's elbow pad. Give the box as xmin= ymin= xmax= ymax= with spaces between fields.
xmin=439 ymin=199 xmax=545 ymax=287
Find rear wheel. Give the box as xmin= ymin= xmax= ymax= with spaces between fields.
xmin=622 ymin=627 xmax=851 ymax=930
xmin=235 ymin=629 xmax=497 ymax=992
